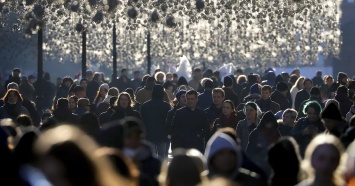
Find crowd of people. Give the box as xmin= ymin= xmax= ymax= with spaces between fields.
xmin=2 ymin=67 xmax=355 ymax=186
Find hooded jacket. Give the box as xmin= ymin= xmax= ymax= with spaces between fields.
xmin=205 ymin=133 xmax=265 ymax=186
xmin=246 ymin=111 xmax=281 ymax=178
xmin=205 ymin=133 xmax=242 ymax=179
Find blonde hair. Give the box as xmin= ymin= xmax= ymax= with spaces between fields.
xmin=34 ymin=125 xmax=132 ymax=186
xmin=300 ymin=134 xmax=345 ymax=185
xmin=292 ymin=76 xmax=305 ymax=90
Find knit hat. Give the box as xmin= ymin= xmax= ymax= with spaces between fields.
xmin=276 ymin=82 xmax=288 ymax=92
xmin=204 ymin=79 xmax=214 ymax=89
xmin=321 ymin=102 xmax=342 ymax=121
xmin=223 ymin=76 xmax=233 ymax=87
xmin=250 ymin=83 xmax=260 ymax=94
xmin=247 ymin=73 xmax=257 ymax=84
xmin=337 ymin=85 xmax=348 ymax=95
xmin=177 ymin=76 xmax=188 ymax=86
xmin=100 ymin=83 xmax=109 ymax=91
xmin=176 ymin=90 xmax=186 ymax=100
xmin=337 ymin=72 xmax=348 ymax=82
xmin=152 ymin=84 xmax=165 ymax=99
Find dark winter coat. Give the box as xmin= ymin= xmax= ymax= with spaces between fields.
xmin=255 ymin=98 xmax=280 ymax=114
xmin=223 ymin=87 xmax=239 ymax=107
xmin=294 ymin=89 xmax=310 ymax=111
xmin=243 ymin=94 xmax=261 ymax=103
xmin=0 ymin=102 xmax=30 ymax=121
xmin=335 ymin=94 xmax=353 ymax=117
xmin=98 ymin=108 xmax=115 ymax=126
xmin=197 ymin=89 xmax=213 ymax=110
xmin=291 ymin=117 xmax=325 ymax=156
xmin=74 ymin=107 xmax=88 ymax=118
xmin=236 ymin=118 xmax=259 ymax=151
xmin=312 ymin=76 xmax=323 ymax=87
xmin=205 ymin=103 xmax=223 ymax=126
xmin=116 ymin=76 xmax=132 ymax=92
xmin=33 ymin=79 xmax=56 ymax=110
xmin=140 ymin=98 xmax=171 ymax=144
xmin=171 ymin=106 xmax=209 ymax=152
xmin=86 ymin=80 xmax=100 ymax=102
xmin=270 ymin=90 xmax=291 ymax=110
xmin=246 ymin=112 xmax=281 ymax=178
xmin=131 ymin=78 xmax=142 ymax=93
xmin=5 ymin=76 xmax=21 ymax=88
xmin=50 ymin=108 xmax=79 ymax=124
xmin=110 ymin=107 xmax=141 ymax=121
xmin=0 ymin=99 xmax=40 ymax=126
xmin=165 ymin=104 xmax=183 ymax=137
xmin=54 ymin=85 xmax=70 ymax=104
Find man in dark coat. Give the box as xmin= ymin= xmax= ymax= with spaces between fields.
xmin=5 ymin=68 xmax=21 ymax=89
xmin=50 ymin=98 xmax=79 ymax=124
xmin=165 ymin=90 xmax=187 ymax=155
xmin=171 ymin=90 xmax=209 ymax=153
xmin=335 ymin=85 xmax=353 ymax=117
xmin=140 ymin=84 xmax=171 ymax=158
xmin=115 ymin=68 xmax=132 ymax=92
xmin=54 ymin=76 xmax=73 ymax=106
xmin=205 ymin=88 xmax=225 ymax=134
xmin=255 ymin=85 xmax=280 ymax=114
xmin=294 ymin=78 xmax=313 ymax=111
xmin=312 ymin=70 xmax=323 ymax=87
xmin=34 ymin=72 xmax=56 ymax=110
xmin=223 ymin=76 xmax=239 ymax=107
xmin=197 ymin=79 xmax=214 ymax=110
xmin=270 ymin=82 xmax=291 ymax=110
xmin=241 ymin=74 xmax=258 ymax=101
xmin=331 ymin=72 xmax=348 ymax=93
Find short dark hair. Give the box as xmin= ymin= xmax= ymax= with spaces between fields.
xmin=12 ymin=68 xmax=21 ymax=73
xmin=186 ymin=90 xmax=198 ymax=98
xmin=121 ymin=68 xmax=127 ymax=73
xmin=261 ymin=85 xmax=272 ymax=92
xmin=57 ymin=98 xmax=69 ymax=109
xmin=193 ymin=68 xmax=202 ymax=73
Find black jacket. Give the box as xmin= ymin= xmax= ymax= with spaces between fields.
xmin=140 ymin=99 xmax=171 ymax=144
xmin=110 ymin=107 xmax=141 ymax=121
xmin=270 ymin=90 xmax=291 ymax=110
xmin=255 ymin=98 xmax=280 ymax=114
xmin=223 ymin=87 xmax=239 ymax=107
xmin=171 ymin=106 xmax=209 ymax=152
xmin=294 ymin=89 xmax=310 ymax=111
xmin=50 ymin=108 xmax=79 ymax=124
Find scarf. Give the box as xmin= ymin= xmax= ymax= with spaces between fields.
xmin=219 ymin=112 xmax=239 ymax=129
